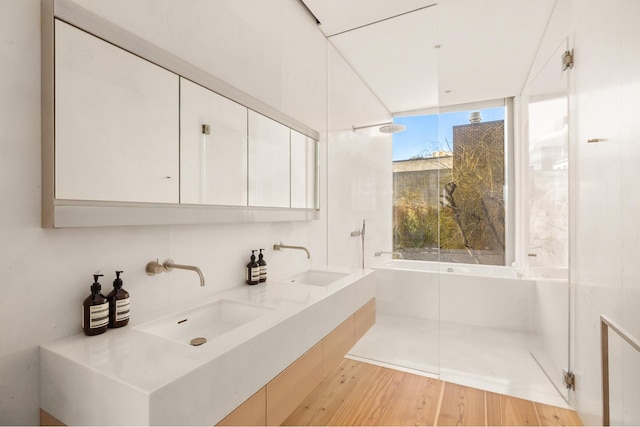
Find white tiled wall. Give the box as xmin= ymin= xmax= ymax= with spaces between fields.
xmin=326 ymin=43 xmax=393 ymax=270
xmin=618 ymin=1 xmax=640 ymax=424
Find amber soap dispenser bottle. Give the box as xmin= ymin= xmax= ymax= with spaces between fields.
xmin=82 ymin=274 xmax=109 ymax=336
xmin=258 ymin=249 xmax=267 ymax=283
xmin=107 ymin=270 xmax=130 ymax=328
xmin=246 ymin=250 xmax=260 ymax=285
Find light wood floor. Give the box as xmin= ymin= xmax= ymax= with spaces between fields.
xmin=283 ymin=359 xmax=583 ymax=426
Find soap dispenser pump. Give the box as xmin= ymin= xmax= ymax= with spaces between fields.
xmin=82 ymin=274 xmax=109 ymax=336
xmin=258 ymin=249 xmax=267 ymax=283
xmin=246 ymin=250 xmax=260 ymax=285
xmin=107 ymin=271 xmax=130 ymax=328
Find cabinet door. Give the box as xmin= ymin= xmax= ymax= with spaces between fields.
xmin=248 ymin=111 xmax=290 ymax=208
xmin=180 ymin=78 xmax=248 ymax=205
xmin=290 ymin=130 xmax=318 ymax=209
xmin=54 ymin=20 xmax=179 ymax=203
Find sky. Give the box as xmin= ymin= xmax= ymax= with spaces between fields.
xmin=392 ymin=107 xmax=505 ymax=161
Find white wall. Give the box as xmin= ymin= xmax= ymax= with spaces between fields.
xmin=326 ymin=43 xmax=393 ymax=270
xmin=0 ymin=0 xmax=350 ymax=423
xmin=572 ymin=0 xmax=640 ymax=424
xmin=524 ymin=0 xmax=640 ymax=424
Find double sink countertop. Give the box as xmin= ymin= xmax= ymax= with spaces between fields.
xmin=40 ymin=265 xmax=375 ymax=425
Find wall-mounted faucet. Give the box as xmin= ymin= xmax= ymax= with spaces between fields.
xmin=273 ymin=243 xmax=311 ymax=259
xmin=374 ymin=251 xmax=404 ymax=259
xmin=145 ymin=259 xmax=205 ymax=286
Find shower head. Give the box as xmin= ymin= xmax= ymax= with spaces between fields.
xmin=352 ymin=122 xmax=407 ymax=134
xmin=379 ymin=124 xmax=406 ymax=134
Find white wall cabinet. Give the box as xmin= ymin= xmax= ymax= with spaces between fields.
xmin=54 ymin=20 xmax=179 ymax=204
xmin=43 ymin=4 xmax=319 ymax=227
xmin=248 ymin=111 xmax=291 ymax=208
xmin=180 ymin=78 xmax=248 ymax=206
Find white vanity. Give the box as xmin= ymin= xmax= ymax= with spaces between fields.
xmin=40 ymin=267 xmax=376 ymax=425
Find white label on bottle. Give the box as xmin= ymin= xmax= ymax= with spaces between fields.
xmin=115 ymin=298 xmax=130 ymax=322
xmin=251 ymin=266 xmax=260 ymax=280
xmin=247 ymin=266 xmax=261 ymax=283
xmin=89 ymin=303 xmax=109 ymax=329
xmin=260 ymin=266 xmax=267 ymax=280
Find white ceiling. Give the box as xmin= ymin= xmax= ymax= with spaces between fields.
xmin=302 ymin=0 xmax=557 ymax=114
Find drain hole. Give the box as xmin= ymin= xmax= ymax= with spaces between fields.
xmin=190 ymin=337 xmax=207 ymax=346
xmin=177 ymin=319 xmax=188 ymax=324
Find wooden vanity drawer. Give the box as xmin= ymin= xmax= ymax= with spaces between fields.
xmin=266 ymin=342 xmax=323 ymax=426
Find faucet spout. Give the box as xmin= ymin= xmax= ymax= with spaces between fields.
xmin=374 ymin=251 xmax=404 ymax=259
xmin=273 ymin=243 xmax=311 ymax=259
xmin=145 ymin=259 xmax=205 ymax=286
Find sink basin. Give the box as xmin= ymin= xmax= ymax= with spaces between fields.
xmin=135 ymin=299 xmax=275 ymax=346
xmin=286 ymin=270 xmax=348 ymax=287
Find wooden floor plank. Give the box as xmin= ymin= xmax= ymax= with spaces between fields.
xmin=436 ymin=382 xmax=486 ymax=426
xmin=282 ymin=359 xmax=364 ymax=426
xmin=377 ymin=372 xmax=442 ymax=426
xmin=486 ymin=391 xmax=539 ymax=426
xmin=535 ymin=402 xmax=584 ymax=426
xmin=283 ymin=359 xmax=583 ymax=427
xmin=325 ymin=364 xmax=401 ymax=425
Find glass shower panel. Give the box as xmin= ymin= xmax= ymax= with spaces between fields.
xmin=352 ymin=3 xmax=441 ymax=377
xmin=386 ymin=111 xmax=441 ymax=376
xmin=525 ymin=39 xmax=570 ymax=401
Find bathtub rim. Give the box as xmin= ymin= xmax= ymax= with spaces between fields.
xmin=373 ymin=259 xmax=522 ymax=279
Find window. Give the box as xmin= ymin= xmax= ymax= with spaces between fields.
xmin=392 ymin=99 xmax=513 ymax=266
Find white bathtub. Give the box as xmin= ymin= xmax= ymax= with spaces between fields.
xmin=373 ymin=260 xmax=533 ymax=332
xmin=378 ymin=259 xmax=519 ymax=278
